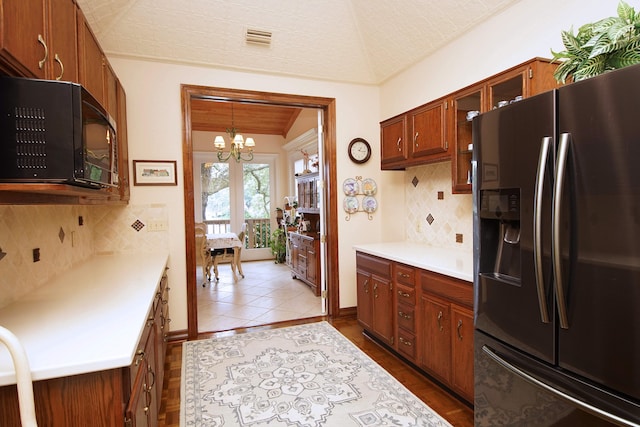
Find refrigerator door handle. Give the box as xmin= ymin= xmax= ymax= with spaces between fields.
xmin=534 ymin=136 xmax=552 ymax=323
xmin=554 ymin=133 xmax=571 ymax=329
xmin=482 ymin=345 xmax=640 ymax=427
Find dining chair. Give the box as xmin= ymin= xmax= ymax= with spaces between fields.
xmin=210 ymin=222 xmax=247 ymax=282
xmin=194 ymin=223 xmax=212 ymax=281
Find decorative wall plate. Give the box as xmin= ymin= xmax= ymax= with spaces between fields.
xmin=343 ymin=178 xmax=358 ymax=196
xmin=362 ymin=196 xmax=378 ymax=213
xmin=343 ymin=196 xmax=359 ymax=213
xmin=361 ymin=178 xmax=377 ymax=195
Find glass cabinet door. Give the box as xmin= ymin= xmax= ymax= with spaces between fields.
xmin=487 ymin=70 xmax=526 ymax=110
xmin=451 ymin=86 xmax=483 ymax=193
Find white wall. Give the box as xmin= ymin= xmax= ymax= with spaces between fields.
xmin=109 ymin=58 xmax=381 ymax=330
xmin=377 ymin=0 xmax=620 ymax=241
xmin=109 ymin=0 xmax=620 ymax=332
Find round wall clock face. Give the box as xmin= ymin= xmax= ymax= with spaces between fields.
xmin=348 ymin=138 xmax=371 ymax=164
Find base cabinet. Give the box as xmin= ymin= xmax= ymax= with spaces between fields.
xmin=356 ymin=252 xmax=394 ymax=347
xmin=288 ymin=232 xmax=321 ymax=296
xmin=356 ymin=251 xmax=474 ymax=404
xmin=0 ymin=267 xmax=169 ymax=427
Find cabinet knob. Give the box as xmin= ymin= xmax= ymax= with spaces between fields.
xmin=399 ymin=337 xmax=412 ymax=346
xmin=398 ymin=311 xmax=412 ymax=320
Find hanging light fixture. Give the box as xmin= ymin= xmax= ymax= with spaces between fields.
xmin=213 ymin=103 xmax=255 ymax=162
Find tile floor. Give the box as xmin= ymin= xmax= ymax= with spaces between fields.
xmin=197 ymin=259 xmax=324 ymax=333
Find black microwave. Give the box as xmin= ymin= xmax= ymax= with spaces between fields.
xmin=0 ymin=76 xmax=118 ymax=188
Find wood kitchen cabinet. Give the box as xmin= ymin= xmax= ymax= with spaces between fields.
xmin=450 ymin=58 xmax=561 ymax=193
xmin=380 ymin=114 xmax=407 ymax=165
xmin=356 ymin=252 xmax=394 ymax=346
xmin=0 ymin=0 xmax=78 ymax=81
xmin=289 ymin=232 xmax=321 ymax=296
xmin=0 ymin=266 xmax=170 ymax=427
xmin=380 ymin=57 xmax=561 ymax=191
xmin=419 ymin=269 xmax=474 ymax=402
xmin=394 ymin=263 xmax=417 ymax=362
xmin=381 ymin=98 xmax=448 ymax=170
xmin=296 ymin=172 xmax=320 ymax=214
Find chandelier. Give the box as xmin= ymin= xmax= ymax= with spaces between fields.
xmin=213 ymin=103 xmax=255 ymax=162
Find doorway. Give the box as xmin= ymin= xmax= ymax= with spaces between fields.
xmin=181 ymin=85 xmax=338 ymax=340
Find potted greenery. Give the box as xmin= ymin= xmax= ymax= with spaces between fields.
xmin=551 ymin=1 xmax=640 ymax=83
xmin=270 ymin=228 xmax=287 ymax=264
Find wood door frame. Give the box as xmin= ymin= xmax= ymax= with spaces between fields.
xmin=181 ymin=84 xmax=338 ymax=340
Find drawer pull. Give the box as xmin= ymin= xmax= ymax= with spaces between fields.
xmin=399 ymin=337 xmax=412 ymax=346
xmin=397 ymin=290 xmax=410 ymax=298
xmin=457 ymin=319 xmax=464 ymax=340
xmin=398 ymin=311 xmax=412 ymax=320
xmin=398 ymin=272 xmax=410 ymax=279
xmin=437 ymin=311 xmax=444 ymax=332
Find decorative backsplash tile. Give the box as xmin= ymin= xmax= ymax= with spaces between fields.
xmin=405 ymin=161 xmax=472 ymax=251
xmin=0 ymin=204 xmax=170 ymax=308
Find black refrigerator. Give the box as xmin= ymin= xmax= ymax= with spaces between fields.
xmin=473 ymin=63 xmax=640 ymax=426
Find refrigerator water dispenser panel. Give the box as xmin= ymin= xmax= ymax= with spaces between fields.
xmin=479 ymin=188 xmax=521 ymax=283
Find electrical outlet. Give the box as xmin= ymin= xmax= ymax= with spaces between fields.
xmin=147 ymin=219 xmax=168 ymax=231
xmin=33 ymin=248 xmax=40 ymax=262
xmin=456 ymin=233 xmax=463 ymax=243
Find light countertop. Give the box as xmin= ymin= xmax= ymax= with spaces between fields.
xmin=353 ymin=242 xmax=473 ymax=282
xmin=0 ymin=252 xmax=169 ymax=387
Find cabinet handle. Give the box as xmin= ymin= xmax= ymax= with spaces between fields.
xmin=414 ymin=132 xmax=419 ymax=147
xmin=54 ymin=54 xmax=64 ymax=80
xmin=147 ymin=366 xmax=156 ymax=389
xmin=437 ymin=311 xmax=444 ymax=332
xmin=457 ymin=319 xmax=464 ymax=340
xmin=37 ymin=34 xmax=48 ymax=70
xmin=134 ymin=350 xmax=145 ymax=366
xmin=399 ymin=337 xmax=412 ymax=346
xmin=364 ymin=279 xmax=369 ymax=294
xmin=397 ymin=290 xmax=410 ymax=298
xmin=373 ymin=282 xmax=378 ymax=298
xmin=396 ymin=137 xmax=402 ymax=152
xmin=398 ymin=311 xmax=412 ymax=320
xmin=398 ymin=272 xmax=410 ymax=279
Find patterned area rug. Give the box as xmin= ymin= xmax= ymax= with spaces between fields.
xmin=181 ymin=321 xmax=452 ymax=427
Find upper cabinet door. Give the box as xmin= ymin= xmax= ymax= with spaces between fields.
xmin=0 ymin=0 xmax=47 ymax=78
xmin=380 ymin=114 xmax=408 ymax=167
xmin=451 ymin=85 xmax=484 ymax=194
xmin=48 ymin=0 xmax=79 ymax=82
xmin=77 ymin=8 xmax=106 ymax=105
xmin=409 ymin=100 xmax=448 ymax=160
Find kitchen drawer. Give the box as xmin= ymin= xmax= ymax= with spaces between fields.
xmin=395 ymin=264 xmax=415 ymax=287
xmin=421 ymin=270 xmax=472 ymax=307
xmin=396 ymin=283 xmax=416 ymax=305
xmin=356 ymin=252 xmax=391 ymax=278
xmin=397 ymin=329 xmax=417 ymax=361
xmin=397 ymin=303 xmax=415 ymax=333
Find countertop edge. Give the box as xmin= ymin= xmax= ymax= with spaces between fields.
xmin=353 ymin=242 xmax=473 ymax=282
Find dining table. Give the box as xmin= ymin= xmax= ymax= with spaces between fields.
xmin=206 ymin=232 xmax=244 ymax=282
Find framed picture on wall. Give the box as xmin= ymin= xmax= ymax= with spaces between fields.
xmin=133 ymin=160 xmax=178 ymax=186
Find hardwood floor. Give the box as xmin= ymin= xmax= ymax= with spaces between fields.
xmin=157 ymin=316 xmax=474 ymax=427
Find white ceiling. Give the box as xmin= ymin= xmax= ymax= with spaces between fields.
xmin=76 ymin=0 xmax=520 ymax=85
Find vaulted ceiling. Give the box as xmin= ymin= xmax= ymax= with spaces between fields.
xmin=76 ymin=0 xmax=520 ymax=136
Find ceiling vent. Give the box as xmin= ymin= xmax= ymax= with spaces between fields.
xmin=245 ymin=28 xmax=272 ymax=46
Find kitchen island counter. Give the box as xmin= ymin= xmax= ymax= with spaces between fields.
xmin=353 ymin=241 xmax=472 ymax=282
xmin=0 ymin=252 xmax=169 ymax=387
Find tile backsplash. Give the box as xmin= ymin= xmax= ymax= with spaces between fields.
xmin=405 ymin=161 xmax=473 ymax=252
xmin=0 ymin=204 xmax=169 ymax=308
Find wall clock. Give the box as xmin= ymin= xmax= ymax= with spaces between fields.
xmin=348 ymin=138 xmax=371 ymax=164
